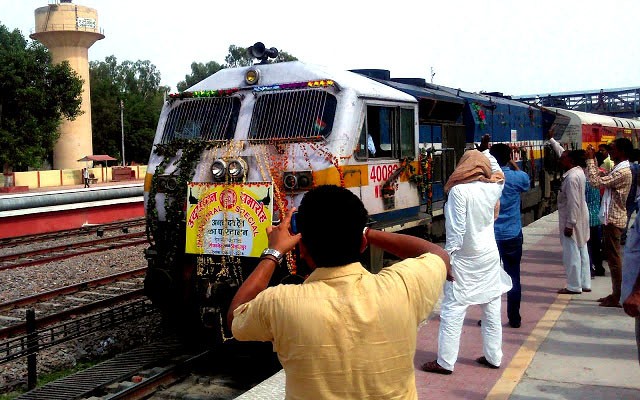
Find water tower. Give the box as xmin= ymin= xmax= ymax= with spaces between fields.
xmin=30 ymin=0 xmax=104 ymax=170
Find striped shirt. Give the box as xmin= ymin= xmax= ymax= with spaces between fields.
xmin=586 ymin=159 xmax=632 ymax=229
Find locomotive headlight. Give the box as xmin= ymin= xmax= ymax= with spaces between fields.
xmin=283 ymin=173 xmax=298 ymax=190
xmin=245 ymin=68 xmax=260 ymax=85
xmin=165 ymin=176 xmax=178 ymax=191
xmin=211 ymin=159 xmax=227 ymax=181
xmin=228 ymin=158 xmax=247 ymax=180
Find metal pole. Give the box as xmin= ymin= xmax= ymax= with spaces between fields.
xmin=26 ymin=309 xmax=38 ymax=390
xmin=120 ymin=99 xmax=126 ymax=166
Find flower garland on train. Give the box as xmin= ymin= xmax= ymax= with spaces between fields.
xmin=471 ymin=102 xmax=487 ymax=129
xmin=406 ymin=148 xmax=433 ymax=214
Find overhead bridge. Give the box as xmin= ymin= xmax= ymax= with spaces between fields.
xmin=514 ymin=87 xmax=640 ymax=118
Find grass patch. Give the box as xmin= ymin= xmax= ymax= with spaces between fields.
xmin=0 ymin=360 xmax=101 ymax=400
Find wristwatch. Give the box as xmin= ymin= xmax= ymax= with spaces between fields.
xmin=260 ymin=248 xmax=284 ymax=264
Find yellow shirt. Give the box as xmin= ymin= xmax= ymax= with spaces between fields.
xmin=232 ymin=253 xmax=446 ymax=400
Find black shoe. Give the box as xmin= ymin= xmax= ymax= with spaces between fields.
xmin=421 ymin=360 xmax=453 ymax=375
xmin=477 ymin=320 xmax=482 ymax=326
xmin=509 ymin=320 xmax=521 ymax=328
xmin=476 ymin=356 xmax=500 ymax=369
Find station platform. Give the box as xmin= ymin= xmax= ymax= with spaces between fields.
xmin=236 ymin=212 xmax=640 ymax=399
xmin=0 ymin=180 xmax=145 ymax=238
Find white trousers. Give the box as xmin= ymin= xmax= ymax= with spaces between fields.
xmin=437 ymin=282 xmax=502 ymax=371
xmin=560 ymin=235 xmax=591 ymax=292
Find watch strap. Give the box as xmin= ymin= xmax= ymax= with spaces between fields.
xmin=261 ymin=248 xmax=283 ymax=263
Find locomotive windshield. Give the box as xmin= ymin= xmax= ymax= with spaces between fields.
xmin=249 ymin=89 xmax=337 ymax=141
xmin=160 ymin=97 xmax=241 ymax=143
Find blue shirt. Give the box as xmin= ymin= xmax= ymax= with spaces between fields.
xmin=494 ymin=166 xmax=530 ymax=240
xmin=621 ymin=199 xmax=640 ymax=304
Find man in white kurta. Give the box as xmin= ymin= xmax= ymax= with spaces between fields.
xmin=549 ymin=139 xmax=591 ymax=293
xmin=423 ymin=149 xmax=511 ymax=374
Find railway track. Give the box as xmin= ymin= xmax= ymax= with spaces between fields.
xmin=0 ymin=269 xmax=146 ymax=340
xmin=14 ymin=337 xmax=282 ymax=400
xmin=0 ymin=232 xmax=148 ymax=271
xmin=0 ymin=218 xmax=146 ymax=249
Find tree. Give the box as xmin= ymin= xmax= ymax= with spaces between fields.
xmin=176 ymin=44 xmax=298 ymax=91
xmin=176 ymin=60 xmax=223 ymax=92
xmin=90 ymin=56 xmax=168 ymax=164
xmin=0 ymin=24 xmax=83 ymax=174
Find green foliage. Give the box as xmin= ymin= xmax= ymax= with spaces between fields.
xmin=89 ymin=56 xmax=168 ymax=164
xmin=176 ymin=44 xmax=298 ymax=91
xmin=176 ymin=60 xmax=224 ymax=92
xmin=0 ymin=24 xmax=83 ymax=172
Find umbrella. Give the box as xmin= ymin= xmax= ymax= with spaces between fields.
xmin=77 ymin=155 xmax=117 ymax=167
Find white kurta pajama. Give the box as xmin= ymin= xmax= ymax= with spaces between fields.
xmin=558 ymin=166 xmax=591 ymax=292
xmin=549 ymin=139 xmax=591 ymax=292
xmin=438 ymin=181 xmax=512 ymax=371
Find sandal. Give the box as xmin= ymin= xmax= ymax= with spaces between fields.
xmin=557 ymin=288 xmax=581 ymax=294
xmin=476 ymin=356 xmax=500 ymax=369
xmin=599 ymin=298 xmax=622 ymax=308
xmin=421 ymin=360 xmax=453 ymax=375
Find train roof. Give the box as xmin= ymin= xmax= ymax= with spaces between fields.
xmin=544 ymin=107 xmax=640 ymax=129
xmin=437 ymin=86 xmax=532 ymax=108
xmin=188 ymin=61 xmax=417 ymax=103
xmin=375 ymin=79 xmax=465 ymax=105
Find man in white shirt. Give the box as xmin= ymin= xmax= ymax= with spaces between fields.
xmin=422 ymin=149 xmax=511 ymax=374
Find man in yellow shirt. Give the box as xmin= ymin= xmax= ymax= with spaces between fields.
xmin=227 ymin=185 xmax=450 ymax=400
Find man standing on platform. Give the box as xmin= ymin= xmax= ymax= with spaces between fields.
xmin=586 ymin=138 xmax=633 ymax=307
xmin=422 ymin=149 xmax=511 ymax=375
xmin=83 ymin=167 xmax=90 ymax=188
xmin=489 ymin=143 xmax=530 ymax=328
xmin=228 ymin=185 xmax=449 ymax=399
xmin=548 ymin=136 xmax=591 ymax=294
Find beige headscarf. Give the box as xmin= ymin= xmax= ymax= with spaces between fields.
xmin=444 ymin=150 xmax=504 ymax=193
xmin=444 ymin=149 xmax=504 ymax=219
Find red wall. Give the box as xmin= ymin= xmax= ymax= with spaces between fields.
xmin=0 ymin=202 xmax=144 ymax=239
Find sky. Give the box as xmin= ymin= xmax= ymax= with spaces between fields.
xmin=2 ymin=0 xmax=639 ymax=95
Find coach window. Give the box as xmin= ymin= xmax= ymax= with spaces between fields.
xmin=355 ymin=105 xmax=415 ymax=160
xmin=399 ymin=108 xmax=415 ymax=158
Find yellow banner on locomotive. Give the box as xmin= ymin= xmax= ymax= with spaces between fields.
xmin=185 ymin=182 xmax=273 ymax=257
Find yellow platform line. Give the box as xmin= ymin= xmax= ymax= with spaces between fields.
xmin=486 ymin=294 xmax=572 ymax=400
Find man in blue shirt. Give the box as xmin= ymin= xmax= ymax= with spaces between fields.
xmin=490 ymin=143 xmax=530 ymax=328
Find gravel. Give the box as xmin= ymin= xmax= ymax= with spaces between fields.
xmin=0 ymin=236 xmax=164 ymax=394
xmin=0 ymin=243 xmax=148 ymax=303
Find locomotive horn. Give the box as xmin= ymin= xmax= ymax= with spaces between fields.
xmin=248 ymin=42 xmax=266 ymax=58
xmin=248 ymin=42 xmax=279 ymax=64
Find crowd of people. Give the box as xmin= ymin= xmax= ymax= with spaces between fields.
xmin=222 ymin=133 xmax=640 ymax=399
xmin=547 ymin=134 xmax=640 ymax=362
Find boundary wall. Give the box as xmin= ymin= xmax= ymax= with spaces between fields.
xmin=0 ymin=166 xmax=148 ymax=189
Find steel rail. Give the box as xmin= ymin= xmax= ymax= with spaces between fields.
xmin=0 ymin=289 xmax=146 ymax=340
xmin=0 ymin=232 xmax=147 ymax=271
xmin=107 ymin=351 xmax=210 ymax=400
xmin=0 ymin=267 xmax=147 ymax=313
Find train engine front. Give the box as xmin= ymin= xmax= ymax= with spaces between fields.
xmin=142 ymin=47 xmax=426 ymax=343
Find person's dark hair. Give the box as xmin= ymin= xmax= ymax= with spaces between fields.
xmin=569 ymin=149 xmax=587 ymax=168
xmin=612 ymin=138 xmax=633 ymax=159
xmin=296 ymin=185 xmax=368 ymax=268
xmin=489 ymin=143 xmax=511 ymax=167
xmin=598 ymin=143 xmax=610 ymax=152
xmin=595 ymin=150 xmax=606 ymax=166
xmin=631 ymin=148 xmax=640 ymax=163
